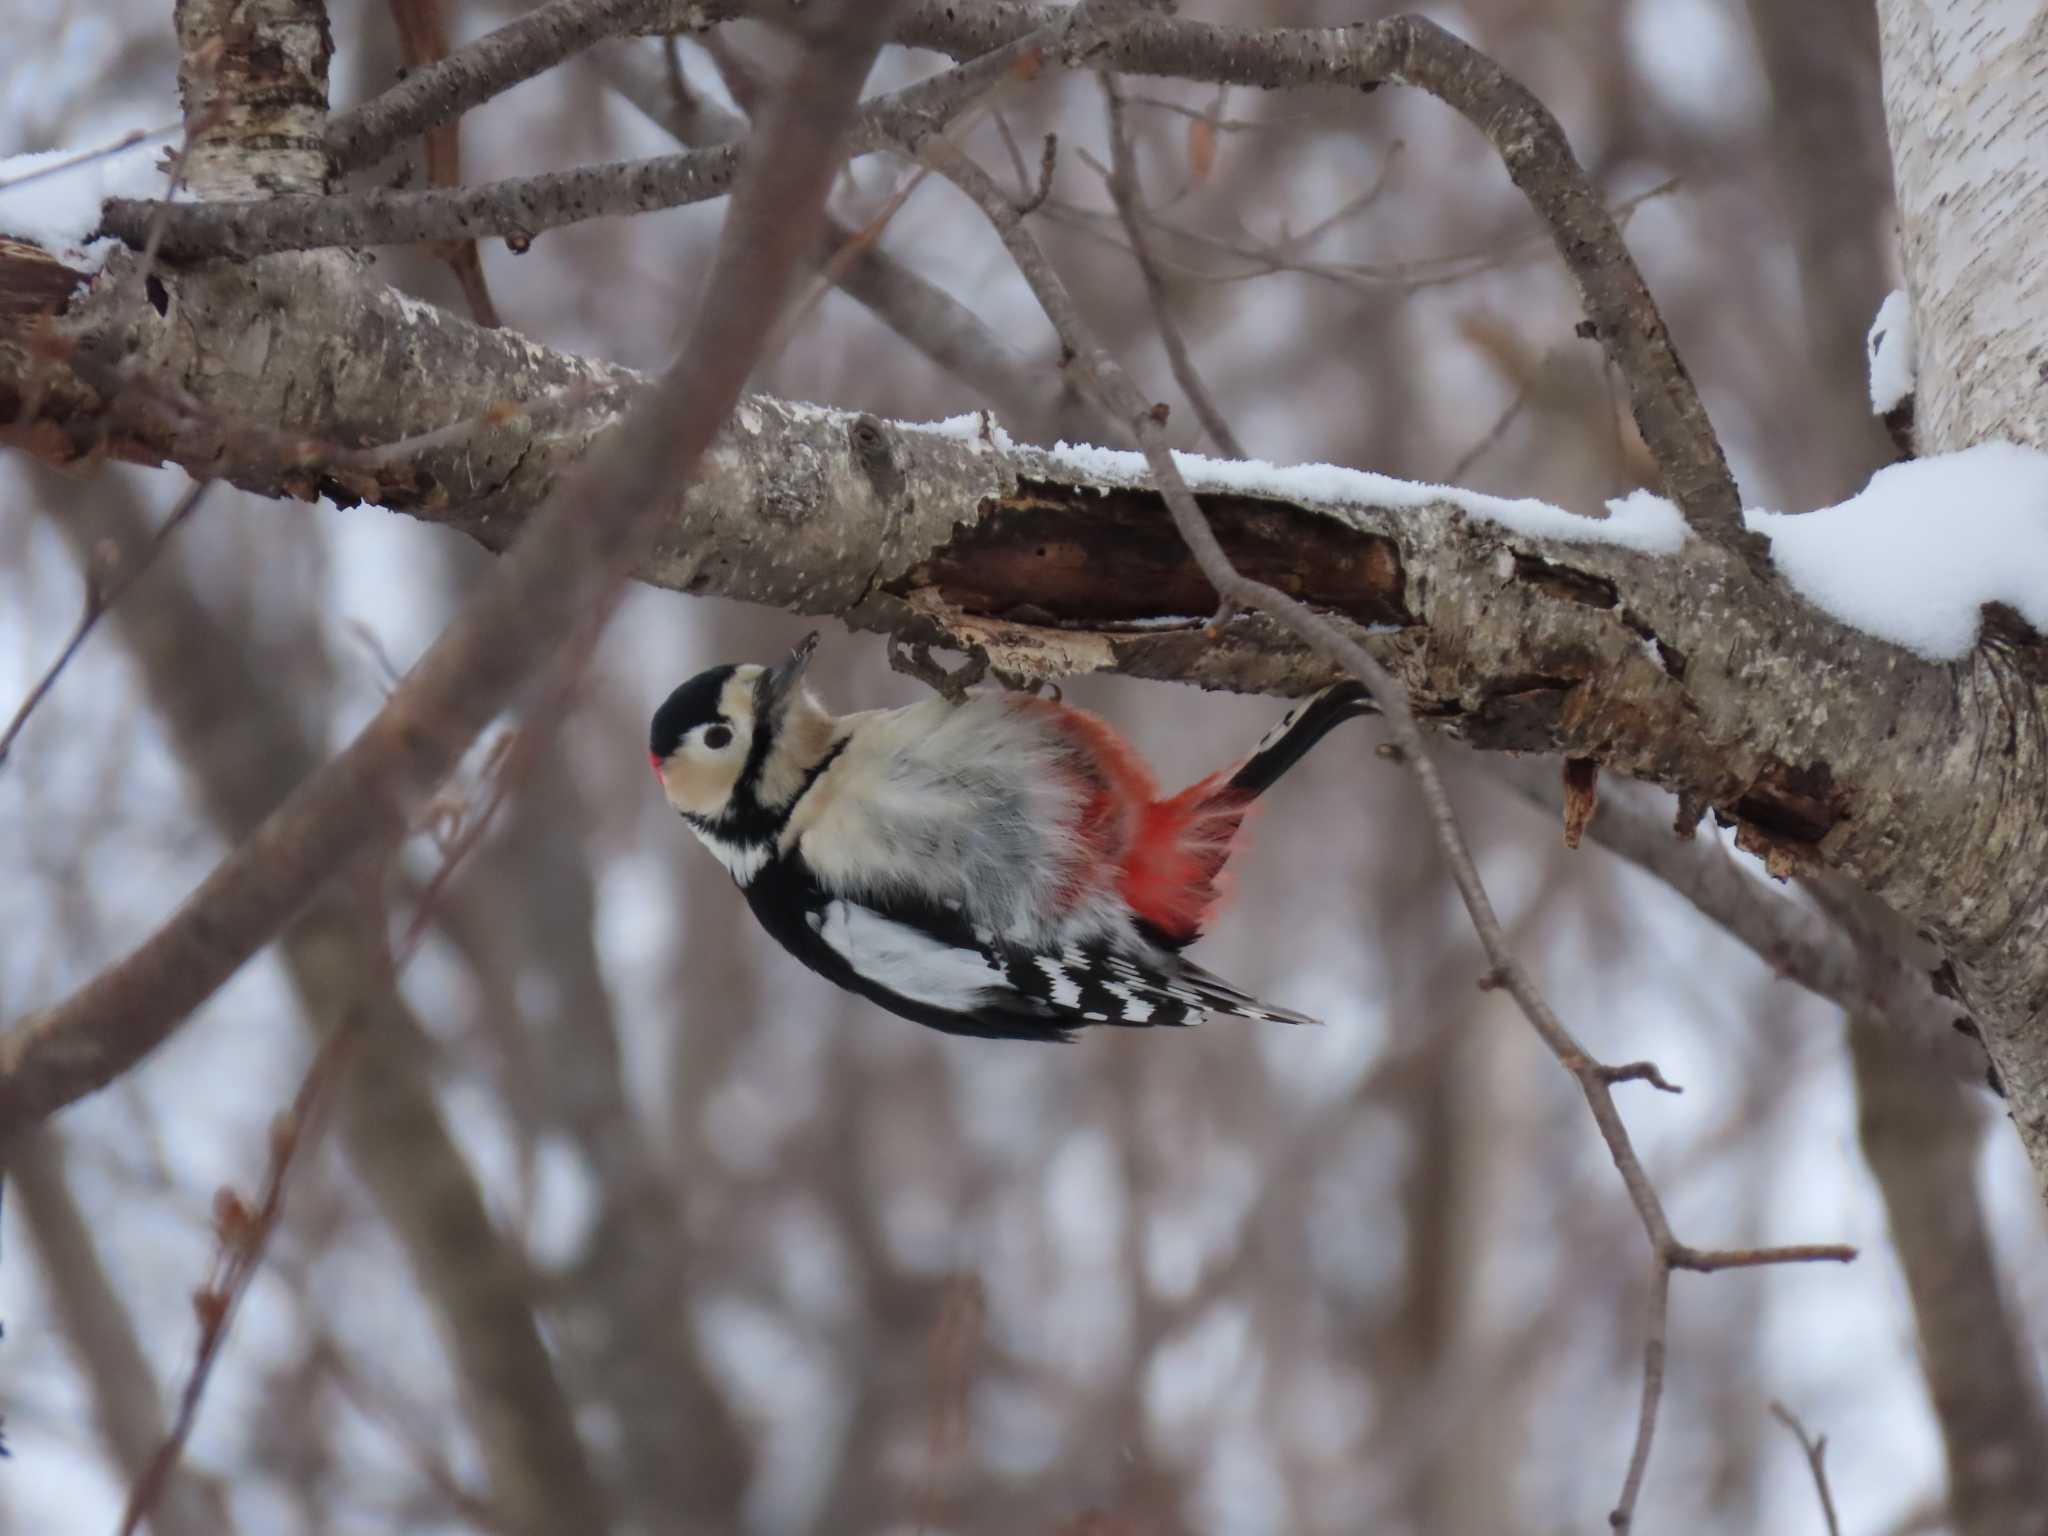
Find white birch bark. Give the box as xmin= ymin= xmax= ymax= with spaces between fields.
xmin=1879 ymin=0 xmax=2048 ymax=451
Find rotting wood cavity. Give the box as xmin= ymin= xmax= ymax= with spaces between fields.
xmin=1621 ymin=607 xmax=1687 ymax=679
xmin=895 ymin=481 xmax=1413 ymax=628
xmin=1467 ymin=673 xmax=1579 ymax=752
xmin=1732 ymin=757 xmax=1848 ymax=844
xmin=1511 ymin=551 xmax=1618 ymax=609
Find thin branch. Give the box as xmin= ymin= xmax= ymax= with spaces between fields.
xmin=1447 ymin=387 xmax=1529 ymax=480
xmin=327 ymin=0 xmax=671 ymax=172
xmin=119 ymin=1010 xmax=363 ymax=1536
xmin=12 ymin=1131 xmax=218 ymax=1536
xmin=0 ymin=0 xmax=902 ymax=1135
xmin=1100 ymin=74 xmax=1245 ymax=457
xmin=1675 ymin=1244 xmax=1856 ymax=1272
xmin=1487 ymin=756 xmax=1984 ymax=1081
xmin=593 ymin=43 xmax=1078 ymax=438
xmin=0 ymin=481 xmax=209 ymax=773
xmin=36 ymin=458 xmax=619 ymax=1530
xmin=383 ymin=0 xmax=503 ymax=327
xmin=105 ymin=138 xmax=745 ymax=258
xmin=915 ymin=136 xmax=1847 ymax=1535
xmin=1769 ymin=1402 xmax=1844 ymax=1536
xmin=102 ymin=22 xmax=1061 ymax=261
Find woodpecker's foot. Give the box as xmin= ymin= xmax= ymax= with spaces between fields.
xmin=990 ymin=666 xmax=1062 ymax=702
xmin=887 ymin=635 xmax=989 ymax=705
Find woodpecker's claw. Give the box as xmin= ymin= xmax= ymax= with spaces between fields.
xmin=887 ymin=635 xmax=988 ymax=705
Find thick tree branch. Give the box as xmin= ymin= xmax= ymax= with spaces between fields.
xmin=0 ymin=0 xmax=900 ymax=1134
xmin=111 ymin=4 xmax=1748 ymax=565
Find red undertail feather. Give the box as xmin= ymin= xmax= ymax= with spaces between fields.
xmin=1029 ymin=699 xmax=1261 ymax=943
xmin=1125 ymin=774 xmax=1255 ymax=944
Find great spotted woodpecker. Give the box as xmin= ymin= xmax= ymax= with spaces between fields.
xmin=649 ymin=634 xmax=1373 ymax=1042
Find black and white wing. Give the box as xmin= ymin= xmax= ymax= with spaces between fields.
xmin=742 ymin=854 xmax=1318 ymax=1042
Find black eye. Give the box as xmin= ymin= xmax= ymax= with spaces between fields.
xmin=702 ymin=724 xmax=734 ymax=750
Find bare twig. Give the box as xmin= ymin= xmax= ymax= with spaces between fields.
xmin=916 ymin=136 xmax=1849 ymax=1533
xmin=327 ymin=0 xmax=670 ymax=172
xmin=383 ymin=0 xmax=503 ymax=327
xmin=12 ymin=1131 xmax=217 ymax=1536
xmin=1017 ymin=130 xmax=1058 ymax=216
xmin=1488 ymin=756 xmax=1986 ymax=1083
xmin=1447 ymin=387 xmax=1530 ymax=480
xmin=0 ymin=482 xmax=210 ymax=773
xmin=1100 ymin=75 xmax=1244 ymax=457
xmin=1769 ymin=1402 xmax=1843 ymax=1536
xmin=36 ymin=457 xmax=619 ymax=1531
xmin=118 ymin=1010 xmax=363 ymax=1536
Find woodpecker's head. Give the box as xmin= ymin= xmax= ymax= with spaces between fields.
xmin=650 ymin=632 xmax=835 ymax=833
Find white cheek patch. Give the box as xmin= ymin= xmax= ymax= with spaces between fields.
xmin=811 ymin=900 xmax=1012 ymax=1012
xmin=720 ymin=671 xmax=761 ymax=733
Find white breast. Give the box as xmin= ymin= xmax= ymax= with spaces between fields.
xmin=784 ymin=696 xmax=1137 ymax=951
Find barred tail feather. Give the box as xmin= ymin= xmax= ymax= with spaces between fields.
xmin=1227 ymin=681 xmax=1375 ymax=799
xmin=1173 ymin=959 xmax=1324 ymax=1027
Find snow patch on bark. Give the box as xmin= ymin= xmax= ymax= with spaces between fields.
xmin=1868 ymin=288 xmax=1918 ymax=414
xmin=1022 ymin=439 xmax=1691 ymax=553
xmin=1746 ymin=441 xmax=2048 ymax=659
xmin=0 ymin=137 xmax=174 ymax=272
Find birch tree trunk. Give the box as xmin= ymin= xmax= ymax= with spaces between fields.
xmin=1879 ymin=0 xmax=2048 ymax=452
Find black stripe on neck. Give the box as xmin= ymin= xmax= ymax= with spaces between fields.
xmin=702 ymin=734 xmax=850 ymax=849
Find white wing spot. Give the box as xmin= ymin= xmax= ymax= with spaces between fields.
xmin=1034 ymin=956 xmax=1084 ymax=1009
xmin=1103 ymin=978 xmax=1156 ymax=1023
xmin=816 ymin=901 xmax=1012 ymax=1012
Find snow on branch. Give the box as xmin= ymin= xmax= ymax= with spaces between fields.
xmin=1868 ymin=287 xmax=1918 ymax=416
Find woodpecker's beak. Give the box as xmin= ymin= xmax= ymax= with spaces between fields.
xmin=762 ymin=631 xmax=818 ymax=719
